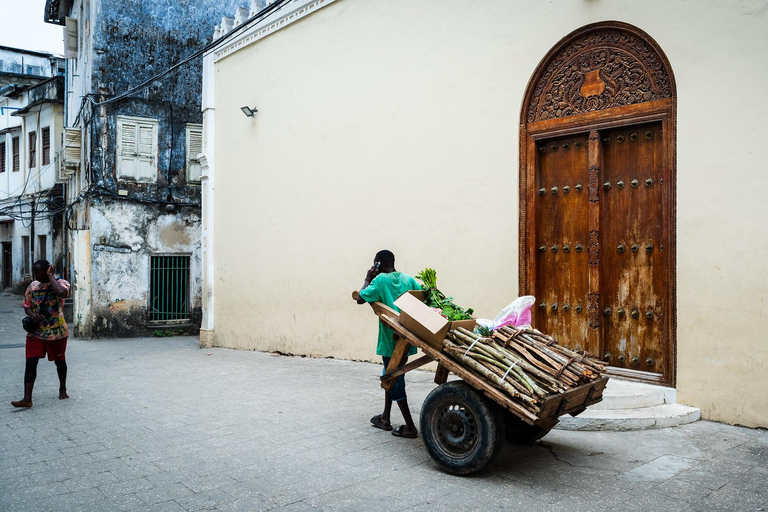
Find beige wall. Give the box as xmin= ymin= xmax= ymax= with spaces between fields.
xmin=211 ymin=0 xmax=768 ymax=427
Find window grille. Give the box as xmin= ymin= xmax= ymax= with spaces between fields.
xmin=0 ymin=142 xmax=5 ymax=173
xmin=150 ymin=255 xmax=190 ymax=322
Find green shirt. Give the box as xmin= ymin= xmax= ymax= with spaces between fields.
xmin=359 ymin=271 xmax=422 ymax=357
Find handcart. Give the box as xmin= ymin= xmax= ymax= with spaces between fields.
xmin=356 ymin=296 xmax=609 ymax=475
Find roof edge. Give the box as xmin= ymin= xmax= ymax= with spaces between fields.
xmin=213 ymin=0 xmax=341 ymax=62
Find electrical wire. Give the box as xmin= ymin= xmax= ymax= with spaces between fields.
xmin=86 ymin=0 xmax=291 ymax=107
xmin=3 ymin=1 xmax=287 ymax=223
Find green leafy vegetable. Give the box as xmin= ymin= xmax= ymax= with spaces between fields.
xmin=415 ymin=268 xmax=474 ymax=321
xmin=475 ymin=324 xmax=494 ymax=337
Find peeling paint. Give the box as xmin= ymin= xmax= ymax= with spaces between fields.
xmin=69 ymin=0 xmax=246 ymax=337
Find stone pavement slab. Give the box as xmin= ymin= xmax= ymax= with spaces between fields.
xmin=0 ymin=293 xmax=766 ymax=511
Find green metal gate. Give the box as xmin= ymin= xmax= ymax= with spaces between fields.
xmin=150 ymin=255 xmax=190 ymax=322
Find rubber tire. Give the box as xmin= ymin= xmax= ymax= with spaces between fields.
xmin=420 ymin=380 xmax=505 ymax=475
xmin=503 ymin=410 xmax=551 ymax=444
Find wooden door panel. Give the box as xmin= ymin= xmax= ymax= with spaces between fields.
xmin=533 ymin=133 xmax=592 ymax=353
xmin=601 ymin=121 xmax=665 ymax=372
xmin=520 ymin=22 xmax=677 ymax=386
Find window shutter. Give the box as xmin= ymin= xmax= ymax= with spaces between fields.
xmin=135 ymin=123 xmax=156 ymax=181
xmin=0 ymin=142 xmax=5 ymax=173
xmin=120 ymin=121 xmax=137 ymax=156
xmin=189 ymin=129 xmax=203 ymax=158
xmin=117 ymin=120 xmax=137 ymax=179
xmin=42 ymin=127 xmax=51 ymax=166
xmin=137 ymin=125 xmax=154 ymax=157
xmin=187 ymin=125 xmax=203 ymax=182
xmin=12 ymin=137 xmax=19 ymax=172
xmin=29 ymin=131 xmax=37 ymax=168
xmin=62 ymin=128 xmax=81 ymax=173
xmin=117 ymin=117 xmax=157 ymax=182
xmin=65 ymin=17 xmax=78 ymax=59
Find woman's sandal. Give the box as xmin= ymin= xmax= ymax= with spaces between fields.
xmin=370 ymin=414 xmax=393 ymax=431
xmin=391 ymin=425 xmax=418 ymax=438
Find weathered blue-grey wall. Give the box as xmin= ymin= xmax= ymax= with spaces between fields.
xmin=83 ymin=0 xmax=246 ymax=337
xmin=89 ymin=0 xmax=246 ymax=201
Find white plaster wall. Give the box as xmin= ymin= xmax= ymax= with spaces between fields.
xmin=65 ymin=0 xmax=95 ymax=126
xmin=0 ymin=125 xmax=26 ymax=199
xmin=23 ymin=104 xmax=61 ymax=193
xmin=212 ymin=0 xmax=768 ymax=427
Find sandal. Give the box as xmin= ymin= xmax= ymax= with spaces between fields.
xmin=392 ymin=425 xmax=418 ymax=439
xmin=370 ymin=414 xmax=393 ymax=431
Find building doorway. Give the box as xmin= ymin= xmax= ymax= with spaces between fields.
xmin=519 ymin=22 xmax=677 ymax=386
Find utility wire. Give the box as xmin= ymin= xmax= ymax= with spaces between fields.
xmin=2 ymin=0 xmax=289 ymax=220
xmin=87 ymin=0 xmax=291 ymax=107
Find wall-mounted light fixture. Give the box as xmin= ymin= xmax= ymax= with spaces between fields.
xmin=241 ymin=105 xmax=258 ymax=117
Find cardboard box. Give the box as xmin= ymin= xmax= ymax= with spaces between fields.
xmin=394 ymin=290 xmax=476 ymax=350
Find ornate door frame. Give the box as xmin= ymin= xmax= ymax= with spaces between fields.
xmin=518 ymin=21 xmax=677 ymax=386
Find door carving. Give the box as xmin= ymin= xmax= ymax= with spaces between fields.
xmin=519 ymin=22 xmax=677 ymax=386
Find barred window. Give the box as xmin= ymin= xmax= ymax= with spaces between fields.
xmin=149 ymin=255 xmax=191 ymax=322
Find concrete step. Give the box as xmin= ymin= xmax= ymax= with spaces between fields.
xmin=590 ymin=378 xmax=677 ymax=410
xmin=555 ymin=403 xmax=701 ymax=431
xmin=553 ymin=378 xmax=700 ymax=431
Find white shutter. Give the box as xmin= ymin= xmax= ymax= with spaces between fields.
xmin=137 ymin=125 xmax=154 ymax=156
xmin=135 ymin=123 xmax=156 ymax=181
xmin=186 ymin=124 xmax=202 ymax=182
xmin=59 ymin=128 xmax=81 ymax=179
xmin=117 ymin=120 xmax=137 ymax=179
xmin=116 ymin=116 xmax=157 ymax=182
xmin=65 ymin=17 xmax=78 ymax=59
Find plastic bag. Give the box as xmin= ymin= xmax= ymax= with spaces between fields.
xmin=493 ymin=296 xmax=535 ymax=330
xmin=475 ymin=318 xmax=494 ymax=331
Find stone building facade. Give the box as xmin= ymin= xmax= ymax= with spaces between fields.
xmin=43 ymin=0 xmax=246 ymax=337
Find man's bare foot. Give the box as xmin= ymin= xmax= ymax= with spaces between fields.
xmin=11 ymin=399 xmax=32 ymax=408
xmin=59 ymin=390 xmax=69 ymax=400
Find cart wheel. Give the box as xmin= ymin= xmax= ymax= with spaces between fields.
xmin=420 ymin=381 xmax=505 ymax=475
xmin=503 ymin=411 xmax=551 ymax=444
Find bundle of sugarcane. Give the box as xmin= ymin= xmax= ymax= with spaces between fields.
xmin=443 ymin=326 xmax=605 ymax=415
xmin=494 ymin=326 xmax=605 ymax=385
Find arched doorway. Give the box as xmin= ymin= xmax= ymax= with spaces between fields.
xmin=519 ymin=21 xmax=677 ymax=386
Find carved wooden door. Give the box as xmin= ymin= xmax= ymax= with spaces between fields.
xmin=520 ymin=22 xmax=677 ymax=385
xmin=533 ymin=121 xmax=666 ymax=375
xmin=534 ymin=132 xmax=594 ymax=354
xmin=600 ymin=121 xmax=666 ymax=374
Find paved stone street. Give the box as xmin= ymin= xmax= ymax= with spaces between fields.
xmin=1 ymin=293 xmax=766 ymax=512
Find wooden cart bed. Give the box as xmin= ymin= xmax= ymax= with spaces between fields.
xmin=370 ymin=301 xmax=608 ymax=429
